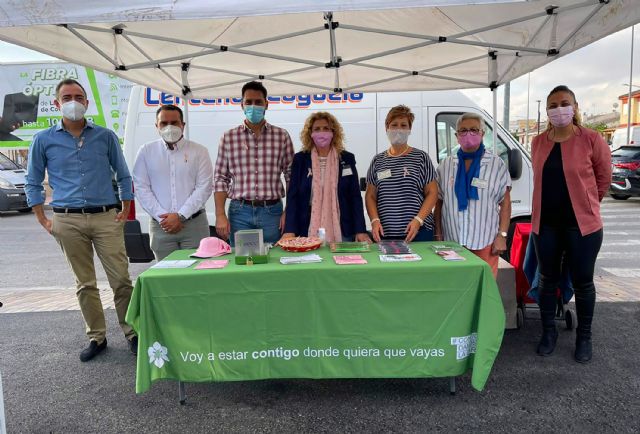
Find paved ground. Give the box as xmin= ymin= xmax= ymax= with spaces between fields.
xmin=1 ymin=196 xmax=639 ymax=432
xmin=1 ymin=304 xmax=638 ymax=433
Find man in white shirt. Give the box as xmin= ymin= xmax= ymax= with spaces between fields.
xmin=133 ymin=104 xmax=213 ymax=260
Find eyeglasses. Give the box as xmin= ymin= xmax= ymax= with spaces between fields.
xmin=457 ymin=128 xmax=482 ymax=136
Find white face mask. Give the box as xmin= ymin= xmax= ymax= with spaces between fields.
xmin=61 ymin=101 xmax=87 ymax=121
xmin=159 ymin=125 xmax=183 ymax=144
xmin=387 ymin=129 xmax=411 ymax=146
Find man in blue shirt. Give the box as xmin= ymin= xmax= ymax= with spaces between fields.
xmin=26 ymin=79 xmax=137 ymax=362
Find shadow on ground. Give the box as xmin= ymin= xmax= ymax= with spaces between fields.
xmin=1 ymin=302 xmax=639 ymax=433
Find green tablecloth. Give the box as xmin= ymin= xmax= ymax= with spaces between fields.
xmin=126 ymin=242 xmax=505 ymax=394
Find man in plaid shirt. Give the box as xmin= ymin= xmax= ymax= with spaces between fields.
xmin=214 ymin=81 xmax=295 ymax=245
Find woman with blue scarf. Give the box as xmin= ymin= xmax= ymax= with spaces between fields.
xmin=434 ymin=113 xmax=512 ymax=277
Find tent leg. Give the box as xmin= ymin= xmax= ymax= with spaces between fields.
xmin=492 ymin=87 xmax=498 ymax=154
xmin=179 ymin=381 xmax=187 ymax=405
xmin=449 ymin=377 xmax=456 ymax=395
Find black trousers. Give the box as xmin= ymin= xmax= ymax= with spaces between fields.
xmin=533 ymin=225 xmax=603 ymax=336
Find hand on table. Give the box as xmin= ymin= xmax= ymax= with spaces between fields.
xmin=371 ymin=220 xmax=384 ymax=243
xmin=355 ymin=233 xmax=372 ymax=244
xmin=404 ymin=219 xmax=422 ymax=243
xmin=279 ymin=233 xmax=296 ymax=244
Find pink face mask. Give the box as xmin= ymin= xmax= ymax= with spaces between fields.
xmin=547 ymin=105 xmax=574 ymax=128
xmin=458 ymin=134 xmax=483 ymax=151
xmin=311 ymin=131 xmax=334 ymax=148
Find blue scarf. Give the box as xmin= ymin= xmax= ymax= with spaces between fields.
xmin=455 ymin=144 xmax=485 ymax=211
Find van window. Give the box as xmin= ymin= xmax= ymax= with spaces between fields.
xmin=0 ymin=152 xmax=20 ymax=170
xmin=435 ymin=113 xmax=509 ymax=165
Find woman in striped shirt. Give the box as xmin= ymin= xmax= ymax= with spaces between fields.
xmin=365 ymin=105 xmax=438 ymax=242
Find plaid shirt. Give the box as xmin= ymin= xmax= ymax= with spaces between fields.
xmin=214 ymin=122 xmax=294 ymax=200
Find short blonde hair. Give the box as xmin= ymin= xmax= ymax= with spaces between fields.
xmin=385 ymin=105 xmax=415 ymax=129
xmin=300 ymin=111 xmax=345 ymax=153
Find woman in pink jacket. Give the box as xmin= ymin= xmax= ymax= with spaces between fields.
xmin=531 ymin=85 xmax=611 ymax=363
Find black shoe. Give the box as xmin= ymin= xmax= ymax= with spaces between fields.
xmin=537 ymin=328 xmax=558 ymax=356
xmin=79 ymin=339 xmax=107 ymax=362
xmin=128 ymin=336 xmax=138 ymax=356
xmin=575 ymin=337 xmax=592 ymax=363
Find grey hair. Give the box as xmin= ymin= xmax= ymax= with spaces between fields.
xmin=456 ymin=112 xmax=484 ymax=131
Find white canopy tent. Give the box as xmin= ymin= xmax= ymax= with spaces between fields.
xmin=0 ymin=0 xmax=638 ymax=99
xmin=1 ymin=0 xmax=639 ymax=148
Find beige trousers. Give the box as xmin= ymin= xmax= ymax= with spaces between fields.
xmin=51 ymin=208 xmax=134 ymax=343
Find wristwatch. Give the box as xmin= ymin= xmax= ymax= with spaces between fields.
xmin=498 ymin=231 xmax=508 ymax=238
xmin=178 ymin=213 xmax=187 ymax=223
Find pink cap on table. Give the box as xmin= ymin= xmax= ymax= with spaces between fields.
xmin=190 ymin=237 xmax=231 ymax=258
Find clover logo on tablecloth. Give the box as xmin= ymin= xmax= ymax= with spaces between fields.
xmin=148 ymin=341 xmax=170 ymax=368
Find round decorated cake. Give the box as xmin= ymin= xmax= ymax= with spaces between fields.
xmin=277 ymin=236 xmax=323 ymax=252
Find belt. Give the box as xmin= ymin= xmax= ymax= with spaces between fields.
xmin=235 ymin=198 xmax=280 ymax=207
xmin=186 ymin=209 xmax=204 ymax=220
xmin=53 ymin=204 xmax=119 ymax=214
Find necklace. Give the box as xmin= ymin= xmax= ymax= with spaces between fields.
xmin=388 ymin=145 xmax=410 ymax=157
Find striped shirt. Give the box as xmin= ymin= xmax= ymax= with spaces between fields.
xmin=437 ymin=150 xmax=511 ymax=250
xmin=214 ymin=122 xmax=295 ymax=200
xmin=366 ymin=148 xmax=436 ymax=237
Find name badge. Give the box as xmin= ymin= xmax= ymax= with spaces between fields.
xmin=471 ymin=177 xmax=488 ymax=189
xmin=377 ymin=169 xmax=392 ymax=180
xmin=342 ymin=167 xmax=353 ymax=176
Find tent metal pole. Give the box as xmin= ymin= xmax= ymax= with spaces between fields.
xmin=418 ymin=55 xmax=487 ymax=73
xmin=352 ymin=62 xmax=488 ymax=87
xmin=493 ymin=87 xmax=498 ymax=154
xmin=126 ymin=49 xmax=221 ymax=69
xmin=191 ymin=76 xmax=334 ymax=94
xmin=446 ymin=38 xmax=547 ymax=54
xmin=66 ymin=24 xmax=113 ymax=33
xmin=120 ymin=26 xmax=325 ymax=51
xmin=627 ymin=25 xmax=634 ymax=146
xmin=64 ymin=26 xmax=118 ymax=67
xmin=498 ymin=14 xmax=553 ymax=83
xmin=558 ymin=2 xmax=608 ymax=50
xmin=119 ymin=30 xmax=327 ymax=68
xmin=267 ymin=76 xmax=335 ymax=92
xmin=489 ymin=51 xmax=498 ymax=154
xmin=325 ymin=11 xmax=341 ymax=91
xmin=121 ymin=34 xmax=183 ymax=88
xmin=343 ymin=73 xmax=414 ymax=92
xmin=342 ymin=36 xmax=543 ymax=68
xmin=181 ymin=64 xmax=191 ymax=142
xmin=341 ymin=40 xmax=438 ymax=66
xmin=233 ymin=27 xmax=326 ymax=48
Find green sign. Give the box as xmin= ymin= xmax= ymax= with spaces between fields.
xmin=0 ymin=63 xmax=131 ymax=149
xmin=126 ymin=242 xmax=505 ymax=394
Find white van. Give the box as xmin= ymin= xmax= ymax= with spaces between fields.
xmin=610 ymin=126 xmax=640 ymax=150
xmin=123 ymin=87 xmax=532 ymax=260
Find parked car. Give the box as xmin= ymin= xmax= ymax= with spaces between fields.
xmin=609 ymin=146 xmax=640 ymax=200
xmin=0 ymin=151 xmax=42 ymax=212
xmin=610 ymin=126 xmax=640 ymax=151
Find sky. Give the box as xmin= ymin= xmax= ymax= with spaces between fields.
xmin=462 ymin=25 xmax=639 ymax=125
xmin=0 ymin=25 xmax=638 ymax=125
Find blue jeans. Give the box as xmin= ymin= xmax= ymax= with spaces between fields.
xmin=381 ymin=227 xmax=433 ymax=242
xmin=228 ymin=200 xmax=283 ymax=246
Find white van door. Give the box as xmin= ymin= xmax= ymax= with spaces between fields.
xmin=426 ymin=107 xmax=532 ymax=222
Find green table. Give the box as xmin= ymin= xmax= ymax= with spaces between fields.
xmin=126 ymin=242 xmax=505 ymax=396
